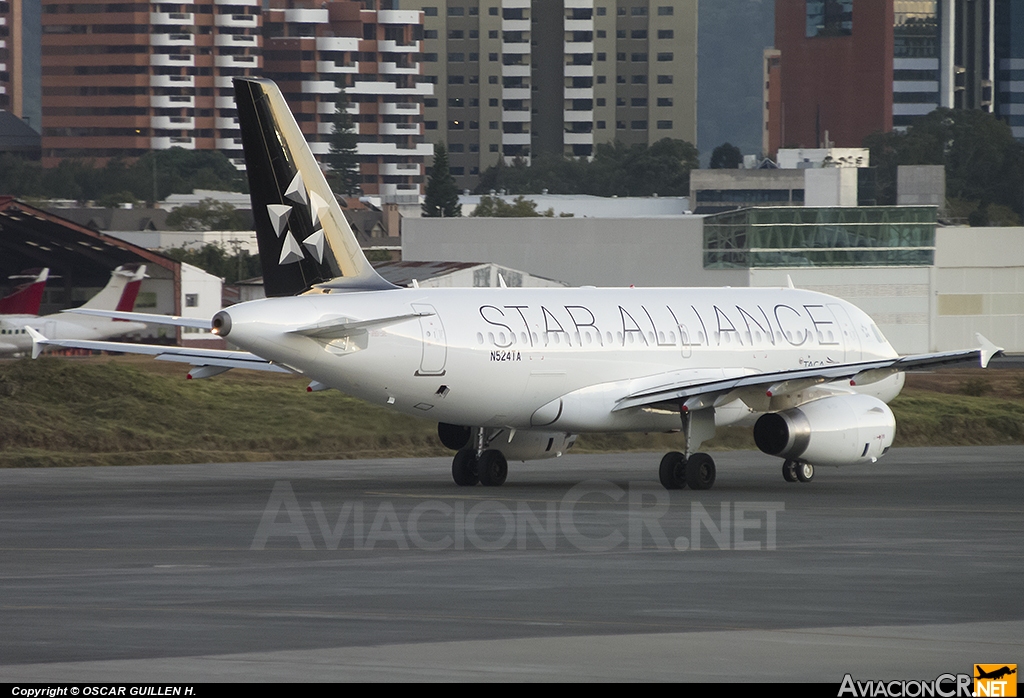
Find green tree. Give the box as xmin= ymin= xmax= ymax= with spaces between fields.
xmin=166 ymin=199 xmax=250 ymax=231
xmin=470 ymin=194 xmax=561 ymax=217
xmin=422 ymin=142 xmax=462 ymax=217
xmin=709 ymin=142 xmax=743 ymax=169
xmin=864 ymin=108 xmax=1024 ymax=224
xmin=163 ymin=243 xmax=261 ymax=284
xmin=324 ymin=91 xmax=360 ymax=196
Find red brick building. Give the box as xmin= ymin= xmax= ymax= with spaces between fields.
xmin=772 ymin=0 xmax=893 ymax=149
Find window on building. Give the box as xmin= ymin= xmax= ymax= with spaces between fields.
xmin=449 ymin=120 xmax=465 ymax=130
xmin=632 ymin=74 xmax=647 ymax=84
xmin=489 ymin=75 xmax=499 ymax=83
xmin=657 ymin=6 xmax=673 ymax=15
xmin=469 ymin=30 xmax=478 ymax=38
xmin=451 ymin=166 xmax=465 ymax=175
xmin=489 ymin=98 xmax=498 ymax=106
xmin=597 ymin=120 xmax=606 ymax=129
xmin=469 ymin=53 xmax=479 ymax=61
xmin=423 ymin=53 xmax=438 ymax=62
xmin=596 ymin=75 xmax=606 ymax=84
xmin=469 ymin=6 xmax=478 ymax=15
xmin=657 ymin=52 xmax=673 ymax=61
xmin=597 ymin=52 xmax=606 ymax=61
xmin=596 ymin=6 xmax=606 ymax=15
xmin=425 ymin=121 xmax=438 ymax=129
xmin=489 ymin=121 xmax=499 ymax=129
xmin=631 ymin=98 xmax=647 ymax=107
xmin=490 ymin=143 xmax=499 ymax=151
xmin=489 ymin=6 xmax=498 ymax=15
xmin=448 ymin=7 xmax=464 ymax=16
xmin=657 ymin=74 xmax=673 ymax=84
xmin=469 ymin=144 xmax=479 ymax=152
xmin=489 ymin=52 xmax=499 ymax=61
xmin=424 ymin=7 xmax=437 ymax=16
xmin=448 ymin=75 xmax=465 ymax=84
xmin=657 ymin=120 xmax=672 ymax=129
xmin=631 ymin=30 xmax=647 ymax=39
xmin=631 ymin=120 xmax=647 ymax=129
xmin=448 ymin=52 xmax=465 ymax=61
xmin=424 ymin=29 xmax=438 ymax=39
xmin=806 ymin=0 xmax=853 ymax=38
xmin=449 ymin=143 xmax=465 ymax=152
xmin=424 ymin=98 xmax=438 ymax=107
xmin=657 ymin=29 xmax=674 ymax=39
xmin=617 ymin=52 xmax=626 ymax=61
xmin=632 ymin=6 xmax=647 ymax=15
xmin=449 ymin=30 xmax=464 ymax=39
xmin=617 ymin=29 xmax=626 ymax=39
xmin=657 ymin=97 xmax=673 ymax=106
xmin=489 ymin=30 xmax=498 ymax=38
xmin=596 ymin=97 xmax=606 ymax=106
xmin=597 ymin=30 xmax=606 ymax=38
xmin=449 ymin=98 xmax=464 ymax=107
xmin=185 ymin=294 xmax=198 ymax=308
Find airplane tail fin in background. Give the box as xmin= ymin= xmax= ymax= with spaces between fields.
xmin=0 ymin=268 xmax=49 ymax=315
xmin=80 ymin=264 xmax=146 ymax=311
xmin=232 ymin=77 xmax=395 ymax=297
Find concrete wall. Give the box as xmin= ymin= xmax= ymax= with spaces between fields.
xmin=934 ymin=226 xmax=1024 ymax=353
xmin=804 ymin=168 xmax=858 ymax=206
xmin=748 ymin=267 xmax=932 ymax=355
xmin=402 ymin=216 xmax=748 ymax=288
xmin=897 ymin=165 xmax=945 ymax=207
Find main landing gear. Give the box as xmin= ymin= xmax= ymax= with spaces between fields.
xmin=782 ymin=460 xmax=814 ymax=483
xmin=451 ymin=449 xmax=508 ymax=487
xmin=659 ymin=451 xmax=716 ymax=490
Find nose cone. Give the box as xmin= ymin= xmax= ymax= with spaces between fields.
xmin=212 ymin=310 xmax=232 ymax=337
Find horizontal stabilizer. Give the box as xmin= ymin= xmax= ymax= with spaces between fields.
xmin=24 ymin=330 xmax=288 ymax=374
xmin=61 ymin=308 xmax=213 ymax=329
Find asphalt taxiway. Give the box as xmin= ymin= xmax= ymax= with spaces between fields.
xmin=1 ymin=446 xmax=1021 ymax=681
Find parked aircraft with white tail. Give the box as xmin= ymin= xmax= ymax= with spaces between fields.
xmin=4 ymin=264 xmax=147 ymax=356
xmin=27 ymin=78 xmax=1001 ymax=489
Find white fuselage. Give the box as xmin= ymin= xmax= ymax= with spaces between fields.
xmin=0 ymin=314 xmax=147 ymax=356
xmin=219 ymin=286 xmax=904 ymax=433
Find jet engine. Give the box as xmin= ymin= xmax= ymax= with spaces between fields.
xmin=752 ymin=394 xmax=895 ymax=466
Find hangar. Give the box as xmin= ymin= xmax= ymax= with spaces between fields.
xmin=0 ymin=198 xmax=220 ymax=345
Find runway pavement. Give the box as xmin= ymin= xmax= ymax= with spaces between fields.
xmin=1 ymin=446 xmax=1022 ymax=682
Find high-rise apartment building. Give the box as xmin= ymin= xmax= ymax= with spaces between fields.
xmin=37 ymin=0 xmax=430 ymax=200
xmin=40 ymin=0 xmax=261 ymax=166
xmin=995 ymin=0 xmax=1024 ymax=140
xmin=398 ymin=0 xmax=696 ymax=189
xmin=261 ymin=1 xmax=430 ymax=201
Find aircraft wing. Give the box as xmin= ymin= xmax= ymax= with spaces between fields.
xmin=61 ymin=308 xmax=212 ymax=329
xmin=613 ymin=335 xmax=1002 ymax=412
xmin=23 ymin=327 xmax=289 ymax=374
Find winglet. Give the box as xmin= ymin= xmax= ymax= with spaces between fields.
xmin=975 ymin=333 xmax=1003 ymax=368
xmin=24 ymin=325 xmax=47 ymax=359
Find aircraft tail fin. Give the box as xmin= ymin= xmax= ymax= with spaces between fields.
xmin=0 ymin=268 xmax=48 ymax=315
xmin=232 ymin=77 xmax=395 ymax=297
xmin=79 ymin=264 xmax=146 ymax=311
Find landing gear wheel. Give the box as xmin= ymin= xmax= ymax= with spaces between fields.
xmin=782 ymin=460 xmax=798 ymax=483
xmin=685 ymin=452 xmax=716 ymax=490
xmin=477 ymin=449 xmax=508 ymax=487
xmin=796 ymin=462 xmax=814 ymax=483
xmin=659 ymin=451 xmax=686 ymax=490
xmin=451 ymin=449 xmax=479 ymax=486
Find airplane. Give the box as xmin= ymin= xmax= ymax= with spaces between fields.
xmin=26 ymin=78 xmax=1002 ymax=490
xmin=0 ymin=268 xmax=49 ymax=316
xmin=2 ymin=264 xmax=148 ymax=356
xmin=975 ymin=666 xmax=1016 ymax=681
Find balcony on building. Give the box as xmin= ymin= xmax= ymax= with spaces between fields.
xmin=213 ymin=0 xmax=259 ymax=6
xmin=152 ymin=95 xmax=196 ymax=109
xmin=152 ymin=115 xmax=196 ymax=130
xmin=317 ymin=36 xmax=360 ymax=52
xmin=377 ymin=10 xmax=420 ymax=25
xmin=215 ymin=55 xmax=258 ymax=69
xmin=381 ymin=162 xmax=422 ymax=177
xmin=151 ymin=12 xmax=194 ymax=25
xmin=564 ymin=64 xmax=594 ymax=77
xmin=301 ymin=80 xmax=337 ymax=95
xmin=381 ymin=102 xmax=420 ymax=116
xmin=150 ymin=75 xmax=195 ymax=89
xmin=317 ymin=60 xmax=360 ymax=74
xmin=151 ymin=54 xmax=195 ymax=68
xmin=380 ymin=61 xmax=420 ymax=75
xmin=151 ymin=33 xmax=194 ymax=48
xmin=380 ymin=122 xmax=423 ymax=136
xmin=151 ymin=136 xmax=196 ymax=150
xmin=283 ymin=8 xmax=328 ymax=23
xmin=379 ymin=39 xmax=421 ymax=53
xmin=215 ymin=13 xmax=259 ymax=28
xmin=215 ymin=34 xmax=258 ymax=48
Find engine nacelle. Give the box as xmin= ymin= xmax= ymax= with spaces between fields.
xmin=753 ymin=394 xmax=895 ymax=466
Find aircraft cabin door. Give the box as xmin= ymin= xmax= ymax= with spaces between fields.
xmin=827 ymin=303 xmax=861 ymax=363
xmin=411 ymin=303 xmax=447 ymax=376
xmin=678 ymin=324 xmax=693 ymax=359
